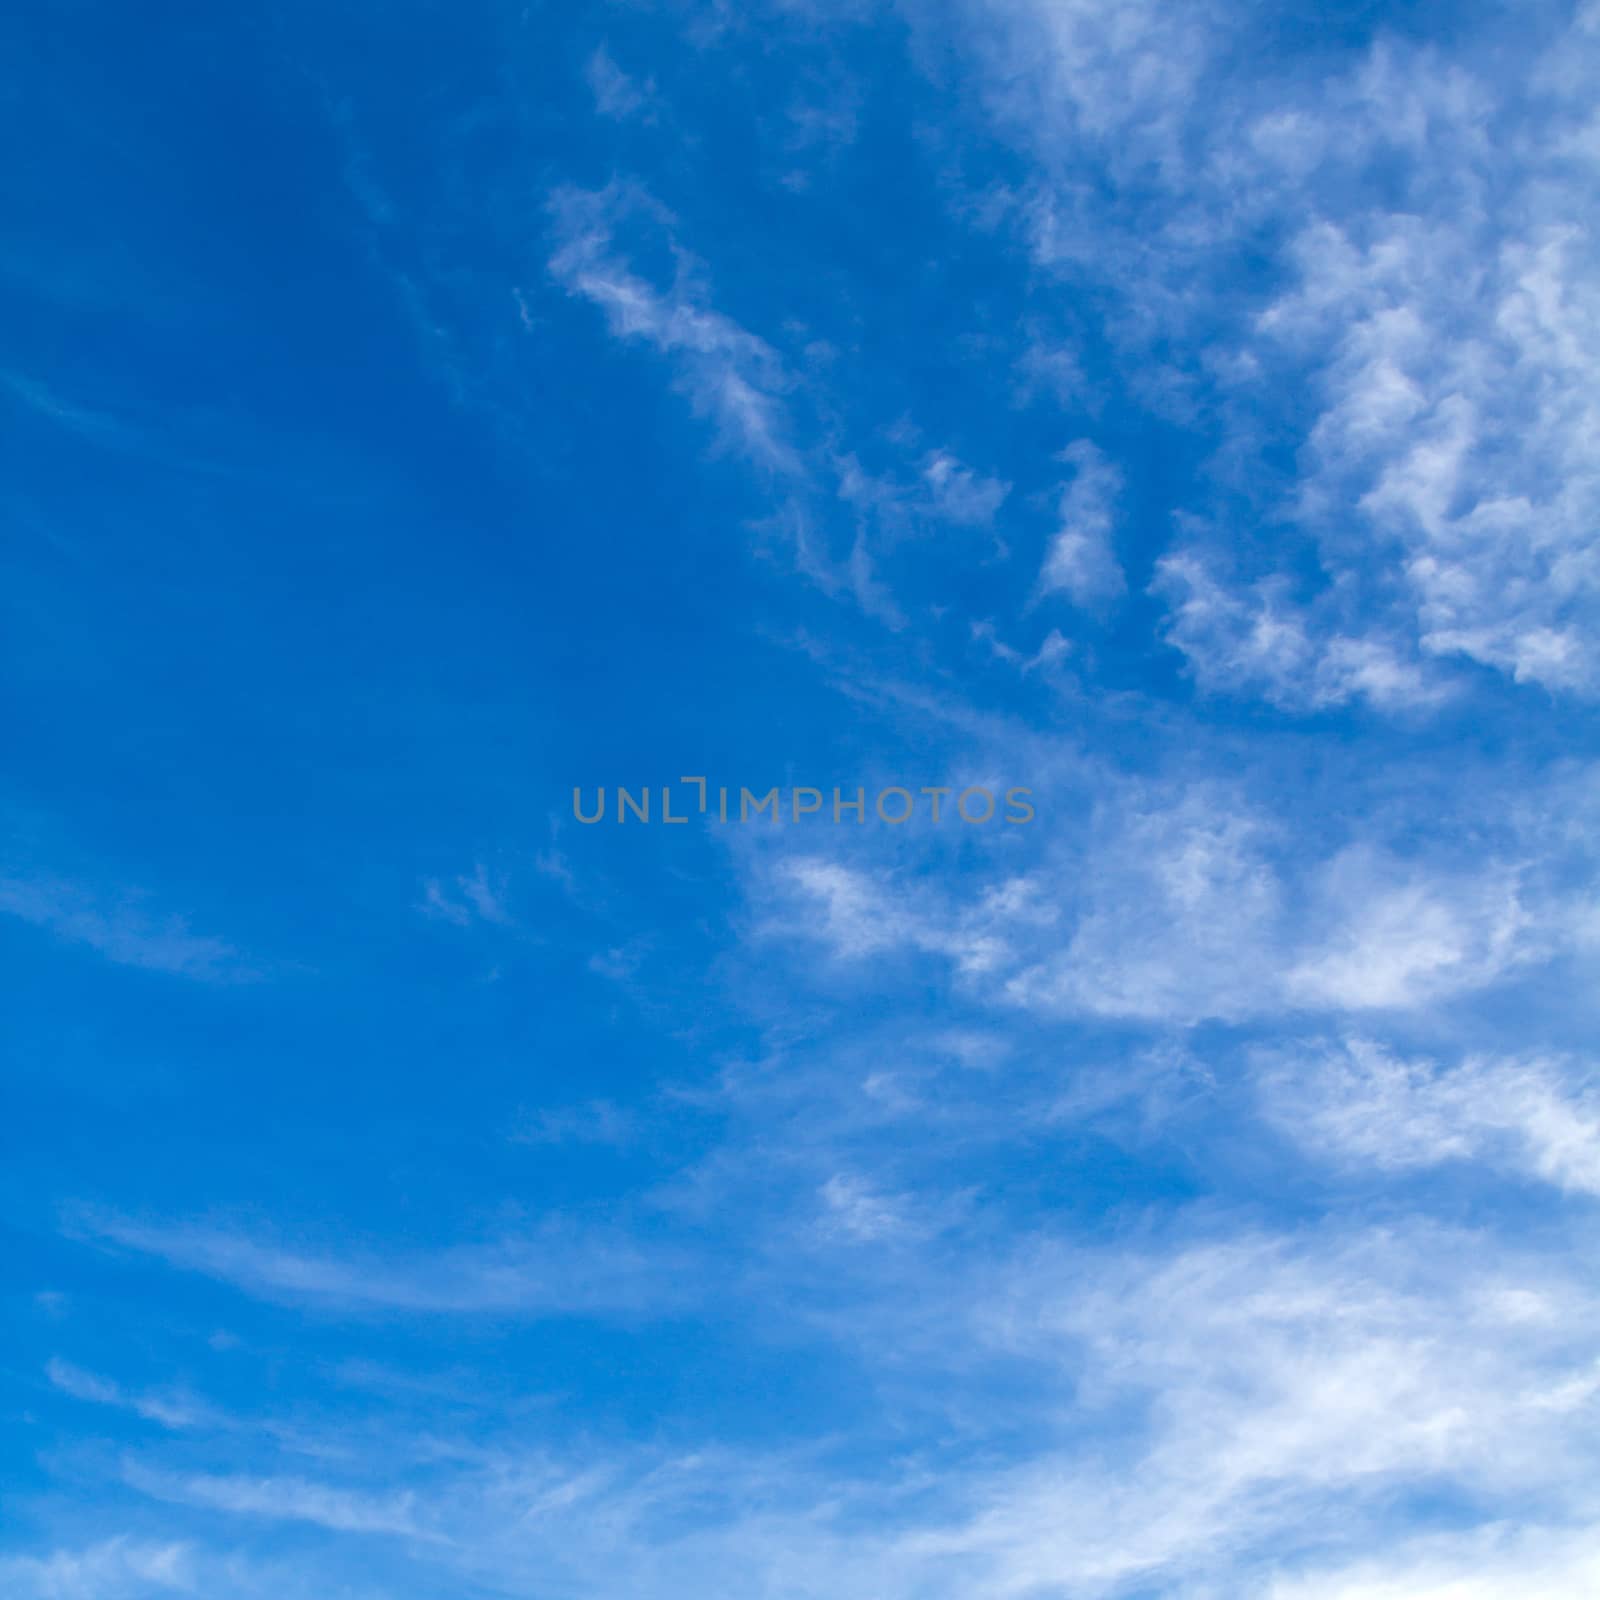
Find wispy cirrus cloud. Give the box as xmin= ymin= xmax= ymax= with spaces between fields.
xmin=0 ymin=871 xmax=253 ymax=981
xmin=548 ymin=182 xmax=802 ymax=478
xmin=930 ymin=1221 xmax=1600 ymax=1596
xmin=546 ymin=179 xmax=1016 ymax=623
xmin=757 ymin=758 xmax=1585 ymax=1027
xmin=1259 ymin=1521 xmax=1600 ymax=1600
xmin=123 ymin=1464 xmax=441 ymax=1542
xmin=417 ymin=862 xmax=513 ymax=928
xmin=14 ymin=7 xmax=1600 ymax=1600
xmin=0 ymin=1539 xmax=198 ymax=1600
xmin=40 ymin=1213 xmax=1600 ymax=1600
xmin=70 ymin=1208 xmax=691 ymax=1318
xmin=47 ymin=1358 xmax=222 ymax=1432
xmin=947 ymin=0 xmax=1600 ymax=707
xmin=1257 ymin=1038 xmax=1600 ymax=1196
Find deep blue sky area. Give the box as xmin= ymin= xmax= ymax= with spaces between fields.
xmin=4 ymin=2 xmax=1600 ymax=1596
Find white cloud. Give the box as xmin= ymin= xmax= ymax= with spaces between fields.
xmin=774 ymin=855 xmax=1029 ymax=978
xmin=178 ymin=1220 xmax=1600 ymax=1598
xmin=24 ymin=15 xmax=1600 ymax=1600
xmin=1261 ymin=212 xmax=1600 ymax=695
xmin=1259 ymin=1522 xmax=1600 ymax=1600
xmin=1258 ymin=1039 xmax=1600 ymax=1195
xmin=1 ymin=371 xmax=138 ymax=447
xmin=73 ymin=1209 xmax=688 ymax=1318
xmin=124 ymin=1464 xmax=438 ymax=1540
xmin=418 ymin=863 xmax=512 ymax=928
xmin=1153 ymin=548 xmax=1446 ymax=711
xmin=548 ymin=183 xmax=1016 ymax=621
xmin=951 ymin=0 xmax=1600 ymax=706
xmin=585 ymin=45 xmax=654 ymax=122
xmin=0 ymin=872 xmax=251 ymax=981
xmin=1036 ymin=440 xmax=1124 ymax=604
xmin=939 ymin=1223 xmax=1600 ymax=1595
xmin=972 ymin=620 xmax=1071 ymax=674
xmin=919 ymin=450 xmax=1010 ymax=528
xmin=44 ymin=1202 xmax=1600 ymax=1599
xmin=971 ymin=0 xmax=1225 ymax=176
xmin=512 ymin=1098 xmax=636 ymax=1148
xmin=817 ymin=1173 xmax=918 ymax=1243
xmin=745 ymin=763 xmax=1584 ymax=1029
xmin=47 ymin=1358 xmax=219 ymax=1431
xmin=1004 ymin=790 xmax=1283 ymax=1023
xmin=1285 ymin=848 xmax=1533 ymax=1011
xmin=0 ymin=1539 xmax=197 ymax=1600
xmin=548 ymin=183 xmax=801 ymax=476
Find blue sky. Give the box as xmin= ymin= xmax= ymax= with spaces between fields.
xmin=5 ymin=1 xmax=1600 ymax=1595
